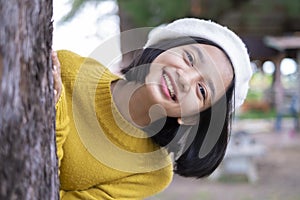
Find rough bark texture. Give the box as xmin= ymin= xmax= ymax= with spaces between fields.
xmin=0 ymin=0 xmax=58 ymax=199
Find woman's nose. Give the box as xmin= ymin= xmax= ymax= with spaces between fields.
xmin=176 ymin=68 xmax=202 ymax=92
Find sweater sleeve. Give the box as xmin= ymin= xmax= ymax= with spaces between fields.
xmin=60 ymin=166 xmax=172 ymax=200
xmin=55 ymin=84 xmax=70 ymax=169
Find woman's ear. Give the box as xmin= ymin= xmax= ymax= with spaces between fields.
xmin=177 ymin=114 xmax=199 ymax=125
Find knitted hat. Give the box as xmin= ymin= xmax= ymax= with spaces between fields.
xmin=144 ymin=18 xmax=253 ymax=110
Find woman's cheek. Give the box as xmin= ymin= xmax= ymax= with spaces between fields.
xmin=178 ymin=93 xmax=202 ymax=117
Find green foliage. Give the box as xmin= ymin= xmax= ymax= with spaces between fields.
xmin=59 ymin=0 xmax=300 ymax=28
xmin=118 ymin=0 xmax=190 ymax=27
xmin=59 ymin=0 xmax=104 ymax=24
xmin=241 ymin=0 xmax=300 ymax=18
xmin=246 ymin=90 xmax=263 ymax=101
xmin=201 ymin=0 xmax=233 ymax=20
xmin=282 ymin=0 xmax=300 ymax=17
xmin=246 ymin=72 xmax=273 ymax=101
xmin=60 ymin=0 xmax=85 ymax=23
xmin=60 ymin=0 xmax=190 ymax=27
xmin=238 ymin=109 xmax=276 ymax=119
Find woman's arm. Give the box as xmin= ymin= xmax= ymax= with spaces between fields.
xmin=55 ymin=85 xmax=70 ymax=169
xmin=60 ymin=167 xmax=172 ymax=200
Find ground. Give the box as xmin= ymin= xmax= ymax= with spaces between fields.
xmin=147 ymin=119 xmax=300 ymax=200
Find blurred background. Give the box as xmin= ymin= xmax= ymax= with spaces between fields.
xmin=53 ymin=0 xmax=300 ymax=199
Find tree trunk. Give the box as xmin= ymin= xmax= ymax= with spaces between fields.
xmin=0 ymin=1 xmax=58 ymax=199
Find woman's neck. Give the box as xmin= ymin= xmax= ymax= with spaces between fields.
xmin=111 ymin=80 xmax=164 ymax=128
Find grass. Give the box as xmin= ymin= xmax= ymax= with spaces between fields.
xmin=237 ymin=108 xmax=299 ymax=120
xmin=238 ymin=109 xmax=277 ymax=119
xmin=218 ymin=174 xmax=249 ymax=183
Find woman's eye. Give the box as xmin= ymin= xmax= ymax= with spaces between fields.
xmin=198 ymin=84 xmax=206 ymax=100
xmin=185 ymin=51 xmax=194 ymax=66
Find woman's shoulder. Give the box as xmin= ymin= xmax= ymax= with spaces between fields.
xmin=57 ymin=50 xmax=85 ymax=69
xmin=56 ymin=50 xmax=108 ymax=80
xmin=57 ymin=50 xmax=104 ymax=66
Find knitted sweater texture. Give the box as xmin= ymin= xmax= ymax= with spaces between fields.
xmin=56 ymin=50 xmax=173 ymax=200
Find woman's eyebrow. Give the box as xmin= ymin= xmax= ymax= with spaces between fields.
xmin=191 ymin=45 xmax=205 ymax=63
xmin=207 ymin=79 xmax=216 ymax=100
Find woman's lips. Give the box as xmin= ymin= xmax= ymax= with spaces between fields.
xmin=161 ymin=72 xmax=177 ymax=101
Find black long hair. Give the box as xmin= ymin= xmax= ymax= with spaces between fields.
xmin=121 ymin=37 xmax=235 ymax=178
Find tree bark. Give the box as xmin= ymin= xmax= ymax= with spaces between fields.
xmin=0 ymin=1 xmax=58 ymax=199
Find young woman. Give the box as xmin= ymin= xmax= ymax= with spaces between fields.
xmin=53 ymin=18 xmax=252 ymax=199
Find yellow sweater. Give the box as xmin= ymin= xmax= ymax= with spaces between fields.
xmin=56 ymin=50 xmax=173 ymax=200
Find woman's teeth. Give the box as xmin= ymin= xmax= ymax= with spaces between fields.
xmin=163 ymin=73 xmax=176 ymax=101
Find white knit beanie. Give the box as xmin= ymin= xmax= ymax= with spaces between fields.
xmin=144 ymin=18 xmax=253 ymax=110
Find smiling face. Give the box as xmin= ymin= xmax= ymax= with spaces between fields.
xmin=144 ymin=43 xmax=234 ymax=119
